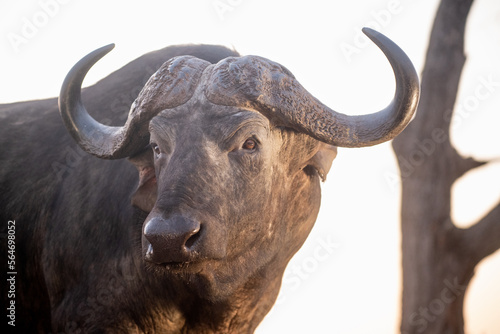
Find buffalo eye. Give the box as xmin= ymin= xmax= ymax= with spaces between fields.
xmin=242 ymin=138 xmax=257 ymax=151
xmin=151 ymin=143 xmax=161 ymax=157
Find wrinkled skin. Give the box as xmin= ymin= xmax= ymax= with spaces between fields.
xmin=133 ymin=92 xmax=336 ymax=303
xmin=124 ymin=89 xmax=337 ymax=332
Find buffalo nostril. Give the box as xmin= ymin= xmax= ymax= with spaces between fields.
xmin=185 ymin=225 xmax=202 ymax=249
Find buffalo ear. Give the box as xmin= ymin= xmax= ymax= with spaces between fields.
xmin=128 ymin=148 xmax=157 ymax=212
xmin=307 ymin=143 xmax=337 ymax=182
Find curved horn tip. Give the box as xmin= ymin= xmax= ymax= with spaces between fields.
xmin=94 ymin=43 xmax=115 ymax=54
xmin=59 ymin=43 xmax=116 ymax=94
xmin=81 ymin=43 xmax=116 ymax=66
xmin=72 ymin=43 xmax=116 ymax=72
xmin=361 ymin=27 xmax=379 ymax=39
xmin=361 ymin=27 xmax=396 ymax=51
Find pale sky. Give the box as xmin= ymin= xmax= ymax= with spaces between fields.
xmin=1 ymin=0 xmax=499 ymax=333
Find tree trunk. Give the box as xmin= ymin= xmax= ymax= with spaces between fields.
xmin=393 ymin=0 xmax=500 ymax=333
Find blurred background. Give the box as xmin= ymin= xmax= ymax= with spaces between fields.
xmin=1 ymin=0 xmax=499 ymax=332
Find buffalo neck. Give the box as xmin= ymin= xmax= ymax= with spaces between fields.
xmin=142 ymin=258 xmax=285 ymax=333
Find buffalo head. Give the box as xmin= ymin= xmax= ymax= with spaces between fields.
xmin=58 ymin=28 xmax=419 ymax=301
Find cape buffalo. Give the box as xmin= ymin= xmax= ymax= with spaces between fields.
xmin=1 ymin=28 xmax=419 ymax=333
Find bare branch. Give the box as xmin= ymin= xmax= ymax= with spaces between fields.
xmin=454 ymin=154 xmax=487 ymax=179
xmin=465 ymin=202 xmax=500 ymax=263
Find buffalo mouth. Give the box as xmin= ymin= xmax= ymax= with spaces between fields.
xmin=142 ymin=238 xmax=217 ymax=275
xmin=143 ymin=251 xmax=207 ymax=274
xmin=159 ymin=261 xmax=206 ymax=273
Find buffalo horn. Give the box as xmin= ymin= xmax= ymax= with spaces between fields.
xmin=58 ymin=45 xmax=210 ymax=159
xmin=205 ymin=27 xmax=420 ymax=147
